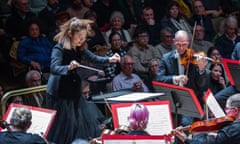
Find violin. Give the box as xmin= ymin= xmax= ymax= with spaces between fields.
xmin=179 ymin=49 xmax=211 ymax=68
xmin=171 ymin=116 xmax=235 ymax=135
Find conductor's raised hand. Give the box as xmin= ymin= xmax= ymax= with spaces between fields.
xmin=68 ymin=60 xmax=80 ymax=71
xmin=109 ymin=53 xmax=121 ymax=63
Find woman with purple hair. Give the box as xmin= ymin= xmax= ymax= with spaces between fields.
xmin=128 ymin=103 xmax=150 ymax=135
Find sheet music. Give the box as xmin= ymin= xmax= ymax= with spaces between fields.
xmin=205 ymin=91 xmax=225 ymax=118
xmin=3 ymin=105 xmax=56 ymax=137
xmin=107 ymin=93 xmax=164 ymax=101
xmin=116 ymin=104 xmax=172 ymax=135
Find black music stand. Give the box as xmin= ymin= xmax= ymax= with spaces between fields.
xmin=152 ymin=81 xmax=204 ymax=126
xmin=222 ymin=58 xmax=240 ymax=91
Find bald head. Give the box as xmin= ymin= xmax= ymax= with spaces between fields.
xmin=174 ymin=30 xmax=190 ymax=55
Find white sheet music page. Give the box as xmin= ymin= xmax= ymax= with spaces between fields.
xmin=107 ymin=92 xmax=164 ymax=101
xmin=204 ymin=89 xmax=226 ymax=118
xmin=3 ymin=104 xmax=56 ymax=137
xmin=115 ymin=102 xmax=172 ymax=135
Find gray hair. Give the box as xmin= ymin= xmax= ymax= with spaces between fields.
xmin=10 ymin=107 xmax=32 ymax=130
xmin=224 ymin=16 xmax=238 ymax=27
xmin=160 ymin=27 xmax=173 ymax=37
xmin=109 ymin=11 xmax=125 ymax=24
xmin=228 ymin=93 xmax=240 ymax=108
xmin=25 ymin=70 xmax=41 ymax=83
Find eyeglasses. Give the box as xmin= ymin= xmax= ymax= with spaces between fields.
xmin=175 ymin=42 xmax=189 ymax=47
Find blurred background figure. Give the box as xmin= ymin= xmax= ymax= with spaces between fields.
xmin=144 ymin=59 xmax=159 ymax=92
xmin=128 ymin=103 xmax=149 ymax=135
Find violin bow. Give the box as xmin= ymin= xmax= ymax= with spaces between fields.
xmin=78 ymin=64 xmax=104 ymax=73
xmin=185 ymin=21 xmax=197 ymax=76
xmin=100 ymin=92 xmax=112 ymax=114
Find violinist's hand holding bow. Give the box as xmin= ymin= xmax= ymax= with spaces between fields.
xmin=174 ymin=126 xmax=188 ymax=143
xmin=174 ymin=75 xmax=188 ymax=85
xmin=109 ymin=53 xmax=121 ymax=63
xmin=197 ymin=57 xmax=208 ymax=74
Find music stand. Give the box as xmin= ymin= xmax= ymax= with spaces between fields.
xmin=222 ymin=58 xmax=240 ymax=91
xmin=152 ymin=81 xmax=204 ymax=126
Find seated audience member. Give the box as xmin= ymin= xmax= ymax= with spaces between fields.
xmin=190 ymin=0 xmax=216 ymax=41
xmin=215 ymin=16 xmax=240 ymax=59
xmin=6 ymin=96 xmax=24 ymax=109
xmin=104 ymin=32 xmax=127 ymax=79
xmin=144 ymin=59 xmax=159 ymax=92
xmin=137 ymin=7 xmax=161 ymax=46
xmin=24 ymin=70 xmax=45 ymax=107
xmin=128 ymin=27 xmax=161 ymax=78
xmin=231 ymin=42 xmax=240 ymax=60
xmin=6 ymin=0 xmax=37 ymax=41
xmin=104 ymin=11 xmax=132 ymax=47
xmin=66 ymin=0 xmax=89 ymax=19
xmin=208 ymin=63 xmax=227 ymax=94
xmin=17 ymin=21 xmax=53 ymax=73
xmin=84 ymin=10 xmax=109 ymax=54
xmin=192 ymin=25 xmax=214 ymax=54
xmin=112 ymin=55 xmax=148 ymax=92
xmin=155 ymin=27 xmax=175 ymax=58
xmin=207 ymin=46 xmax=222 ymax=62
xmin=0 ymin=107 xmax=47 ymax=144
xmin=38 ymin=0 xmax=61 ymax=40
xmin=160 ymin=1 xmax=192 ymax=39
xmin=175 ymin=93 xmax=240 ymax=144
xmin=128 ymin=103 xmax=150 ymax=135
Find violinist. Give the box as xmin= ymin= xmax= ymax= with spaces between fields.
xmin=0 ymin=107 xmax=47 ymax=144
xmin=175 ymin=93 xmax=240 ymax=144
xmin=157 ymin=30 xmax=209 ymax=126
xmin=127 ymin=103 xmax=150 ymax=135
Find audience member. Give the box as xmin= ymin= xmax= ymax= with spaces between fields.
xmin=66 ymin=0 xmax=89 ymax=19
xmin=208 ymin=63 xmax=227 ymax=94
xmin=160 ymin=1 xmax=192 ymax=38
xmin=215 ymin=16 xmax=240 ymax=59
xmin=231 ymin=42 xmax=240 ymax=60
xmin=175 ymin=93 xmax=240 ymax=144
xmin=144 ymin=59 xmax=159 ymax=92
xmin=128 ymin=103 xmax=150 ymax=135
xmin=104 ymin=32 xmax=127 ymax=79
xmin=137 ymin=7 xmax=161 ymax=46
xmin=193 ymin=25 xmax=214 ymax=54
xmin=24 ymin=70 xmax=45 ymax=107
xmin=0 ymin=107 xmax=47 ymax=144
xmin=157 ymin=30 xmax=209 ymax=126
xmin=207 ymin=46 xmax=222 ymax=62
xmin=6 ymin=0 xmax=37 ymax=41
xmin=104 ymin=11 xmax=132 ymax=47
xmin=84 ymin=10 xmax=109 ymax=54
xmin=91 ymin=0 xmax=115 ymax=32
xmin=128 ymin=27 xmax=161 ymax=78
xmin=190 ymin=0 xmax=216 ymax=41
xmin=38 ymin=0 xmax=61 ymax=40
xmin=112 ymin=55 xmax=148 ymax=92
xmin=17 ymin=21 xmax=53 ymax=72
xmin=155 ymin=27 xmax=175 ymax=58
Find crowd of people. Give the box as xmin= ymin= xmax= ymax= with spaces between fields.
xmin=0 ymin=0 xmax=240 ymax=143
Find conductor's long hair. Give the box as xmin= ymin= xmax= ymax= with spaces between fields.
xmin=128 ymin=103 xmax=149 ymax=130
xmin=54 ymin=17 xmax=92 ymax=50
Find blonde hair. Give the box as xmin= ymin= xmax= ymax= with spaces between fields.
xmin=54 ymin=17 xmax=93 ymax=50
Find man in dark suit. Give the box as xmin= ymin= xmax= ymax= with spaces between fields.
xmin=157 ymin=30 xmax=209 ymax=126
